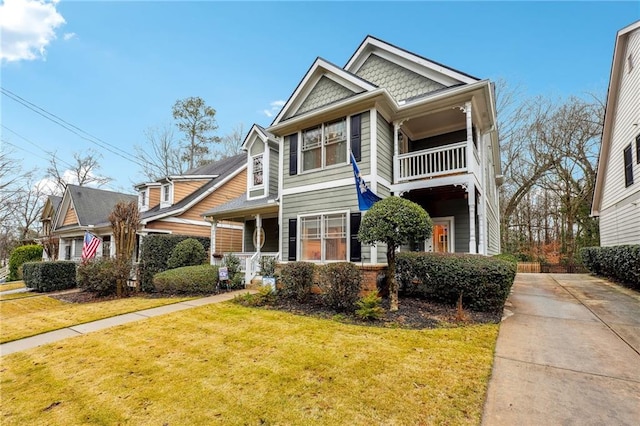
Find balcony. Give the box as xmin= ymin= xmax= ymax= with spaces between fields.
xmin=396 ymin=141 xmax=476 ymax=183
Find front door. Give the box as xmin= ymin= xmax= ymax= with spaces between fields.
xmin=425 ymin=217 xmax=454 ymax=253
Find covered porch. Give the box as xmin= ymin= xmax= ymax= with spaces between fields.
xmin=203 ymin=194 xmax=280 ymax=285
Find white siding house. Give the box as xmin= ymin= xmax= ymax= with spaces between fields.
xmin=592 ymin=21 xmax=640 ymax=246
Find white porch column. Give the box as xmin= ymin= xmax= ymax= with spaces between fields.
xmin=465 ymin=101 xmax=473 ymax=169
xmin=477 ymin=192 xmax=486 ymax=255
xmin=468 ymin=181 xmax=477 ymax=254
xmin=58 ymin=237 xmax=65 ymax=260
xmin=255 ymin=214 xmax=262 ymax=255
xmin=210 ymin=220 xmax=217 ymax=264
xmin=393 ymin=121 xmax=400 ymax=183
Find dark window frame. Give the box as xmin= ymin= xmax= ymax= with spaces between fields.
xmin=624 ymin=144 xmax=634 ymax=187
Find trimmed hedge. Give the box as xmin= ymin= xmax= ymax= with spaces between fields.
xmin=279 ymin=262 xmax=315 ymax=302
xmin=139 ymin=234 xmax=210 ymax=292
xmin=396 ymin=252 xmax=516 ymax=312
xmin=22 ymin=261 xmax=77 ymax=292
xmin=317 ymin=262 xmax=363 ymax=312
xmin=153 ymin=264 xmax=220 ymax=294
xmin=581 ymin=246 xmax=640 ymax=290
xmin=77 ymin=258 xmax=118 ymax=296
xmin=167 ymin=238 xmax=207 ymax=270
xmin=8 ymin=245 xmax=43 ymax=281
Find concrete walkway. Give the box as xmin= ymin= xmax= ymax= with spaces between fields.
xmin=0 ymin=290 xmax=252 ymax=357
xmin=482 ymin=273 xmax=640 ymax=425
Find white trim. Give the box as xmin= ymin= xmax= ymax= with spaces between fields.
xmin=297 ymin=209 xmax=350 ymax=263
xmin=248 ymin=151 xmax=266 ymax=197
xmin=390 ymin=173 xmax=471 ymax=194
xmin=426 ymin=216 xmax=455 ymax=253
xmin=159 ymin=217 xmax=243 ymax=230
xmin=370 ymin=108 xmax=378 ymax=194
xmin=278 ymin=136 xmax=284 ymax=257
xmin=298 ymin=117 xmax=349 ymax=174
xmin=282 ymin=176 xmax=360 ymax=196
xmin=160 ymin=183 xmax=172 ymax=208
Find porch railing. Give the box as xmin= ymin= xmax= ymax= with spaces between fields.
xmin=212 ymin=252 xmax=280 ymax=286
xmin=396 ymin=141 xmax=467 ymax=182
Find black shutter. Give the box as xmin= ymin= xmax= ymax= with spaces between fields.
xmin=636 ymin=134 xmax=640 ymax=164
xmin=288 ymin=218 xmax=297 ymax=261
xmin=350 ymin=212 xmax=361 ymax=262
xmin=289 ymin=134 xmax=298 ymax=176
xmin=351 ymin=114 xmax=361 ymax=162
xmin=624 ymin=145 xmax=634 ymax=187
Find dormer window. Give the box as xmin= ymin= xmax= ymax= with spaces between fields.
xmin=140 ymin=190 xmax=147 ymax=207
xmin=161 ymin=183 xmax=171 ymax=207
xmin=252 ymin=154 xmax=264 ymax=187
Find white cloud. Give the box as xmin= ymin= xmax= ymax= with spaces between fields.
xmin=0 ymin=0 xmax=66 ymax=63
xmin=262 ymin=99 xmax=286 ymax=118
xmin=63 ymin=32 xmax=76 ymax=41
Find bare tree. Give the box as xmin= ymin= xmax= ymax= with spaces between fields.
xmin=134 ymin=124 xmax=185 ymax=181
xmin=214 ymin=123 xmax=245 ymax=160
xmin=109 ymin=201 xmax=140 ymax=297
xmin=13 ymin=174 xmax=47 ymax=241
xmin=172 ymin=96 xmax=220 ymax=169
xmin=47 ymin=149 xmax=112 ymax=193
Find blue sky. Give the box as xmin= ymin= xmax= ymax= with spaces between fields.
xmin=1 ymin=1 xmax=638 ymax=193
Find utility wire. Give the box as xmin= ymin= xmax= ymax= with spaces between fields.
xmin=1 ymin=87 xmax=149 ymax=169
xmin=1 ymin=125 xmax=78 ymax=170
xmin=1 ymin=138 xmax=52 ymax=164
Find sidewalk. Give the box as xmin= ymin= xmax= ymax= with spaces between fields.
xmin=482 ymin=273 xmax=640 ymax=425
xmin=0 ymin=290 xmax=253 ymax=357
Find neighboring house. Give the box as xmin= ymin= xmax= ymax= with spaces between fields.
xmin=592 ymin=21 xmax=640 ymax=246
xmin=204 ymin=36 xmax=502 ymax=280
xmin=136 ymin=154 xmax=247 ymax=255
xmin=52 ymin=185 xmax=137 ymax=260
xmin=40 ymin=194 xmax=62 ymax=260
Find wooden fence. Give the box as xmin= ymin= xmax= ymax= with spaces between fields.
xmin=516 ymin=262 xmax=589 ymax=274
xmin=517 ymin=262 xmax=541 ymax=273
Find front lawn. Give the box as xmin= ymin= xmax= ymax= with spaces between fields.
xmin=0 ymin=281 xmax=26 ymax=292
xmin=0 ymin=303 xmax=498 ymax=425
xmin=0 ymin=294 xmax=192 ymax=343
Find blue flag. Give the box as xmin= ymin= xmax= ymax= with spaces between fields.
xmin=351 ymin=152 xmax=382 ymax=211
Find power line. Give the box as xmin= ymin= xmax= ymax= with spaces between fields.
xmin=0 ymin=87 xmax=149 ymax=169
xmin=2 ymin=125 xmax=78 ymax=171
xmin=1 ymin=138 xmax=52 ymax=164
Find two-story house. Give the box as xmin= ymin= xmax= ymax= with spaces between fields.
xmin=204 ymin=36 xmax=502 ymax=281
xmin=592 ymin=20 xmax=640 ymax=245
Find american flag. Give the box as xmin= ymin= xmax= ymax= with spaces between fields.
xmin=81 ymin=231 xmax=101 ymax=261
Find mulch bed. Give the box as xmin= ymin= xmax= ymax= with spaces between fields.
xmin=257 ymin=294 xmax=501 ymax=329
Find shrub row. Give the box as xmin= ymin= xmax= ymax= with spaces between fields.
xmin=153 ymin=264 xmax=220 ymax=294
xmin=22 ymin=261 xmax=77 ymax=292
xmin=396 ymin=252 xmax=516 ymax=312
xmin=8 ymin=245 xmax=43 ymax=281
xmin=580 ymin=246 xmax=640 ymax=290
xmin=76 ymin=258 xmax=133 ymax=296
xmin=139 ymin=234 xmax=210 ymax=292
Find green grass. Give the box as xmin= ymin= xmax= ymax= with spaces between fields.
xmin=0 ymin=303 xmax=498 ymax=425
xmin=0 ymin=295 xmax=192 ymax=343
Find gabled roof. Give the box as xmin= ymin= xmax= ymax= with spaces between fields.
xmin=345 ymin=35 xmax=479 ymax=85
xmin=592 ymin=20 xmax=640 ymax=215
xmin=241 ymin=124 xmax=278 ymax=151
xmin=271 ymin=57 xmax=377 ymax=126
xmin=41 ymin=195 xmax=62 ymax=219
xmin=140 ymin=153 xmax=246 ymax=222
xmin=55 ymin=185 xmax=136 ymax=230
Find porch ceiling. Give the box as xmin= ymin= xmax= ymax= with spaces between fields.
xmin=401 ymin=108 xmax=465 ymax=140
xmin=403 ymin=185 xmax=467 ymax=202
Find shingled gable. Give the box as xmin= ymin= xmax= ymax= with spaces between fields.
xmin=54 ymin=185 xmax=137 ymax=230
xmin=241 ymin=124 xmax=278 ymax=151
xmin=272 ymin=57 xmax=377 ymax=125
xmin=140 ymin=153 xmax=246 ymax=223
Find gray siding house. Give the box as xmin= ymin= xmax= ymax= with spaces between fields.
xmin=592 ymin=21 xmax=640 ymax=246
xmin=204 ymin=36 xmax=502 ymax=279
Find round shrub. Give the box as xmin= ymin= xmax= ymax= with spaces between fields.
xmin=318 ymin=262 xmax=362 ymax=312
xmin=8 ymin=244 xmax=43 ymax=281
xmin=153 ymin=264 xmax=220 ymax=294
xmin=167 ymin=238 xmax=207 ymax=270
xmin=77 ymin=258 xmax=119 ymax=296
xmin=279 ymin=262 xmax=315 ymax=302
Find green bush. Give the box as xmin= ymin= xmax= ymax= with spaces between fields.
xmin=581 ymin=246 xmax=640 ymax=290
xmin=233 ymin=285 xmax=275 ymax=307
xmin=279 ymin=262 xmax=315 ymax=302
xmin=8 ymin=245 xmax=43 ymax=281
xmin=139 ymin=234 xmax=210 ymax=292
xmin=167 ymin=238 xmax=207 ymax=270
xmin=355 ymin=292 xmax=385 ymax=321
xmin=153 ymin=264 xmax=220 ymax=294
xmin=396 ymin=252 xmax=516 ymax=312
xmin=22 ymin=261 xmax=77 ymax=292
xmin=222 ymin=253 xmax=244 ymax=289
xmin=493 ymin=253 xmax=519 ymax=265
xmin=259 ymin=256 xmax=277 ymax=277
xmin=77 ymin=258 xmax=118 ymax=296
xmin=317 ymin=262 xmax=362 ymax=312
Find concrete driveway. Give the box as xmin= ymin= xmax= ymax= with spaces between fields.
xmin=482 ymin=273 xmax=640 ymax=425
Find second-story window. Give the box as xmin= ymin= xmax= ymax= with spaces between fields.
xmin=252 ymin=154 xmax=264 ymax=186
xmin=301 ymin=118 xmax=347 ymax=172
xmin=140 ymin=190 xmax=147 ymax=207
xmin=162 ymin=184 xmax=171 ymax=204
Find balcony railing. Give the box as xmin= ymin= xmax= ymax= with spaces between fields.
xmin=396 ymin=141 xmax=467 ymax=182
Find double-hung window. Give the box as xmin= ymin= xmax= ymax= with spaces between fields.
xmin=624 ymin=144 xmax=634 ymax=187
xmin=252 ymin=154 xmax=264 ymax=186
xmin=161 ymin=184 xmax=171 ymax=207
xmin=300 ymin=212 xmax=347 ymax=261
xmin=301 ymin=118 xmax=347 ymax=172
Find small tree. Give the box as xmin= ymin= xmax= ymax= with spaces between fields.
xmin=358 ymin=196 xmax=432 ymax=311
xmin=108 ymin=201 xmax=140 ymax=297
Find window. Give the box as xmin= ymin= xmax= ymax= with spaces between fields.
xmin=636 ymin=134 xmax=640 ymax=164
xmin=162 ymin=184 xmax=170 ymax=203
xmin=102 ymin=236 xmax=111 ymax=258
xmin=301 ymin=118 xmax=347 ymax=172
xmin=624 ymin=144 xmax=634 ymax=187
xmin=140 ymin=190 xmax=147 ymax=207
xmin=300 ymin=212 xmax=347 ymax=261
xmin=628 ymin=53 xmax=634 ymax=73
xmin=252 ymin=154 xmax=264 ymax=186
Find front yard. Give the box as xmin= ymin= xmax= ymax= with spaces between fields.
xmin=0 ymin=302 xmax=498 ymax=425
